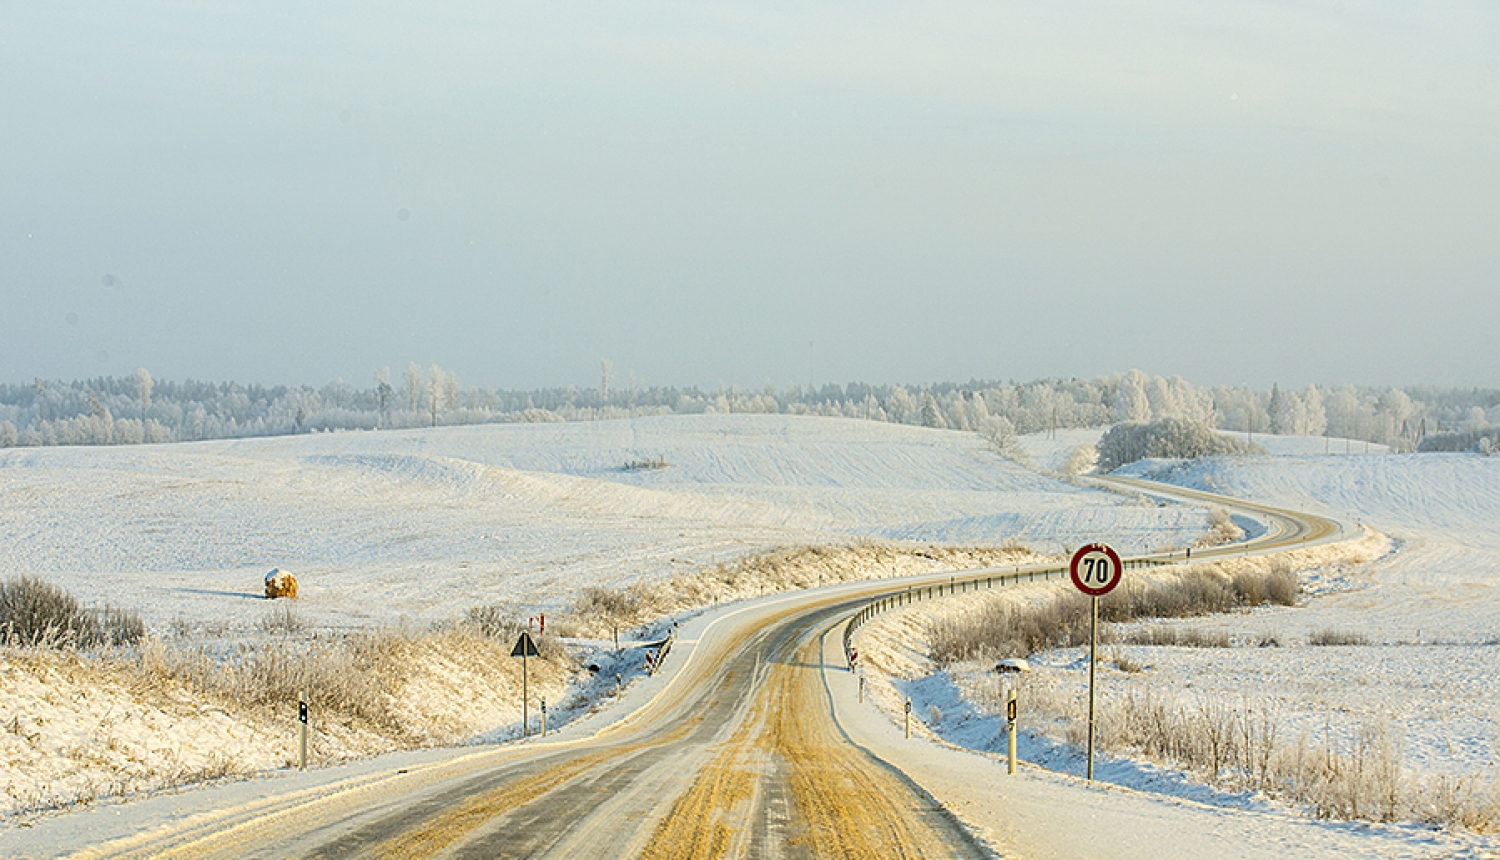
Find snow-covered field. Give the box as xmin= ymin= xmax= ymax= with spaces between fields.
xmin=5 ymin=415 xmax=1496 ymax=854
xmin=1114 ymin=453 xmax=1500 ymax=777
xmin=0 ymin=414 xmax=1217 ymax=818
xmin=867 ymin=444 xmax=1500 ymax=852
xmin=0 ymin=415 xmax=1212 ymax=633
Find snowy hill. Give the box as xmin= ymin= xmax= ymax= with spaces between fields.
xmin=0 ymin=414 xmax=1213 ymax=633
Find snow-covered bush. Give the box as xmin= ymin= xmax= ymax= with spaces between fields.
xmin=1095 ymin=417 xmax=1263 ymax=471
xmin=0 ymin=575 xmax=143 ymax=648
xmin=1418 ymin=427 xmax=1500 ymax=454
xmin=977 ymin=416 xmax=1027 ymax=463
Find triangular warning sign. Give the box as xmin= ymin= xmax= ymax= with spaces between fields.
xmin=510 ymin=631 xmax=539 ymax=657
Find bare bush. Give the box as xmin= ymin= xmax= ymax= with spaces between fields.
xmin=933 ymin=561 xmax=1301 ymax=666
xmin=1096 ymin=417 xmax=1264 ymax=471
xmin=572 ymin=586 xmax=644 ymax=630
xmin=260 ymin=603 xmax=304 ymax=636
xmin=1108 ymin=646 xmax=1144 ymax=673
xmin=1265 ymin=568 xmax=1299 ymax=606
xmin=138 ymin=635 xmax=396 ymax=731
xmin=931 ymin=592 xmax=1092 ymax=664
xmin=463 ymin=604 xmax=525 ymax=641
xmin=1120 ymin=625 xmax=1230 ymax=648
xmin=1309 ymin=629 xmax=1369 ymax=646
xmin=0 ymin=575 xmax=144 ymax=648
xmin=1197 ymin=507 xmax=1244 ymax=548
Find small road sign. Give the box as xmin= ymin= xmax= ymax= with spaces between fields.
xmin=1070 ymin=543 xmax=1123 ymax=597
xmin=512 ymin=632 xmax=540 ymax=738
xmin=511 ymin=632 xmax=540 ymax=657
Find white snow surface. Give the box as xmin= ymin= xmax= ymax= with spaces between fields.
xmin=3 ymin=418 xmax=1496 ymax=856
xmin=0 ymin=415 xmax=1211 ymax=633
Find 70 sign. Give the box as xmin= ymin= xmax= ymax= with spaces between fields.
xmin=1070 ymin=544 xmax=1123 ymax=597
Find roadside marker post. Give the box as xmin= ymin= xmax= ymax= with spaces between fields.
xmin=1006 ymin=689 xmax=1018 ymax=775
xmin=541 ymin=699 xmax=548 ymax=738
xmin=1070 ymin=543 xmax=1123 ymax=781
xmin=904 ymin=698 xmax=912 ymax=739
xmin=511 ymin=632 xmax=540 ymax=738
xmin=298 ymin=690 xmax=308 ymax=771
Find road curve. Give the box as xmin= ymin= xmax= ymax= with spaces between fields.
xmin=31 ymin=476 xmax=1348 ymax=860
xmin=59 ymin=595 xmax=989 ymax=859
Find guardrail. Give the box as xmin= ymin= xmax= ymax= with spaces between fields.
xmin=643 ymin=632 xmax=675 ymax=676
xmin=841 ymin=554 xmax=1177 ymax=662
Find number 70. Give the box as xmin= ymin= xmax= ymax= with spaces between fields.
xmin=1082 ymin=556 xmax=1114 ymax=583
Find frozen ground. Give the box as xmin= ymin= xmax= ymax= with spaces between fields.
xmin=0 ymin=414 xmax=1213 ymax=633
xmin=0 ymin=414 xmax=1216 ymax=819
xmin=5 ymin=416 xmax=1490 ymax=854
xmin=1113 ymin=452 xmax=1500 ymax=778
xmin=865 ymin=444 xmax=1500 ymax=848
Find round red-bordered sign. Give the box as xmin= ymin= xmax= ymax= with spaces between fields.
xmin=1070 ymin=543 xmax=1123 ymax=597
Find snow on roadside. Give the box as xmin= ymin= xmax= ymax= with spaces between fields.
xmin=851 ymin=527 xmax=1500 ymax=842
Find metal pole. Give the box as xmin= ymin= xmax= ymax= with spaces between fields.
xmin=1087 ymin=595 xmax=1098 ymax=780
xmin=522 ymin=651 xmax=529 ymax=738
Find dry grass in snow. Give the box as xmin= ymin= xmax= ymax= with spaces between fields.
xmin=556 ymin=541 xmax=1043 ymax=639
xmin=1 ymin=620 xmax=579 ymax=817
xmin=851 ymin=530 xmax=1500 ymax=831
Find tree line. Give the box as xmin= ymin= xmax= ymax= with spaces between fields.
xmin=0 ymin=364 xmax=1495 ymax=452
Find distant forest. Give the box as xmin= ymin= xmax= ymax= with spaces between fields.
xmin=1 ymin=365 xmax=1496 ymax=453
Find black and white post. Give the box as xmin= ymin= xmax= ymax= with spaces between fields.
xmin=1069 ymin=543 xmax=1123 ymax=781
xmin=1006 ymin=688 xmax=1018 ymax=776
xmin=298 ymin=689 xmax=308 ymax=771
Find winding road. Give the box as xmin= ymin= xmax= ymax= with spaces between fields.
xmin=19 ymin=478 xmax=1347 ymax=859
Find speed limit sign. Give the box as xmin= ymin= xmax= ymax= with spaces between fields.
xmin=1070 ymin=541 xmax=1123 ymax=782
xmin=1070 ymin=543 xmax=1122 ymax=597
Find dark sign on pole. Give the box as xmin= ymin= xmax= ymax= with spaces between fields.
xmin=512 ymin=632 xmax=539 ymax=737
xmin=510 ymin=632 xmax=540 ymax=657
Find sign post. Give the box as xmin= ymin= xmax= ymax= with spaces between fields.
xmin=1070 ymin=543 xmax=1122 ymax=781
xmin=511 ymin=632 xmax=540 ymax=738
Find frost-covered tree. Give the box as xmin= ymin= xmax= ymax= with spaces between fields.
xmin=1267 ymin=384 xmax=1288 ymax=434
xmin=134 ymin=368 xmax=153 ymax=418
xmin=979 ymin=415 xmax=1026 ymax=462
xmin=1097 ymin=418 xmax=1263 ymax=471
xmin=375 ymin=367 xmax=393 ymax=426
xmin=1376 ymin=388 xmax=1418 ymax=447
xmin=1303 ymin=385 xmax=1327 ymax=437
xmin=403 ymin=362 xmax=423 ymax=413
xmin=1113 ymin=370 xmax=1152 ymax=423
xmin=920 ymin=391 xmax=948 ymax=429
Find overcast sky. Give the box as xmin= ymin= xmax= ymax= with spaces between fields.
xmin=3 ymin=1 xmax=1497 ymax=392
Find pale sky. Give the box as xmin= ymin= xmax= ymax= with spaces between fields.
xmin=3 ymin=1 xmax=1497 ymax=391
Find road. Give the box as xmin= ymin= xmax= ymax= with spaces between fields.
xmin=21 ymin=478 xmax=1346 ymax=859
